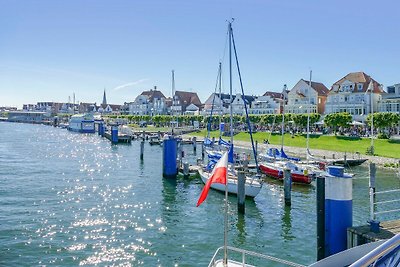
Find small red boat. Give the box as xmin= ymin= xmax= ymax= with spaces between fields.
xmin=259 ymin=161 xmax=315 ymax=184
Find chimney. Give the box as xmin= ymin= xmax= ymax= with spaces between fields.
xmin=154 ymin=86 xmax=157 ymax=90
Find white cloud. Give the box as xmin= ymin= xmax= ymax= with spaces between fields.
xmin=112 ymin=79 xmax=149 ymax=91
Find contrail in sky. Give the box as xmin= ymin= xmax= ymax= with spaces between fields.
xmin=112 ymin=79 xmax=149 ymax=91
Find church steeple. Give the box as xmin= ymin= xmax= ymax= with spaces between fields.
xmin=102 ymin=89 xmax=107 ymax=105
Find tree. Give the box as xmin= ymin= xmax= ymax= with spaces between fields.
xmin=324 ymin=112 xmax=352 ymax=134
xmin=366 ymin=112 xmax=400 ymax=130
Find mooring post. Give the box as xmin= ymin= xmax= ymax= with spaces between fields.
xmin=316 ymin=175 xmax=326 ymax=261
xmin=140 ymin=140 xmax=144 ymax=160
xmin=192 ymin=136 xmax=197 ymax=152
xmin=178 ymin=142 xmax=183 ymax=169
xmin=344 ymin=152 xmax=347 ymax=167
xmin=238 ymin=170 xmax=245 ymax=214
xmin=100 ymin=124 xmax=105 ymax=137
xmin=98 ymin=122 xmax=102 ymax=136
xmin=325 ymin=166 xmax=352 ymax=257
xmin=283 ymin=169 xmax=291 ymax=206
xmin=111 ymin=125 xmax=118 ymax=144
xmin=162 ymin=136 xmax=178 ymax=178
xmin=369 ymin=162 xmax=379 ymax=232
xmin=201 ymin=144 xmax=205 ymax=160
xmin=183 ymin=162 xmax=189 ymax=178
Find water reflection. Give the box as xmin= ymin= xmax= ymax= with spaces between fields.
xmin=236 ymin=213 xmax=246 ymax=245
xmin=281 ymin=205 xmax=294 ymax=241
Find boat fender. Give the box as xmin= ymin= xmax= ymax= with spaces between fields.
xmin=278 ymin=170 xmax=283 ymax=177
xmin=303 ymin=169 xmax=308 ymax=175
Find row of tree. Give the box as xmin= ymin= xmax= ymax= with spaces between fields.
xmin=104 ymin=112 xmax=400 ymax=129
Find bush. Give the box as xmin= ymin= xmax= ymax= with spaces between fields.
xmin=377 ymin=133 xmax=389 ymax=139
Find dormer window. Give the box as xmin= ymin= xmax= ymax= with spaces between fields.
xmin=358 ymin=84 xmax=363 ymax=91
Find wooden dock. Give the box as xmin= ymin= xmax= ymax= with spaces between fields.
xmin=347 ymin=220 xmax=400 ymax=248
xmin=104 ymin=132 xmax=132 ymax=143
xmin=178 ymin=164 xmax=201 ymax=177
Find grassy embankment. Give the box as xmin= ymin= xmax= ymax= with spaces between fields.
xmin=189 ymin=130 xmax=400 ymax=159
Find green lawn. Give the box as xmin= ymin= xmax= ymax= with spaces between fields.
xmin=189 ymin=130 xmax=400 ymax=158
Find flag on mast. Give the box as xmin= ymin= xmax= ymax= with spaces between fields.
xmin=196 ymin=151 xmax=228 ymax=207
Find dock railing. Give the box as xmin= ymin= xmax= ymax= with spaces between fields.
xmin=369 ymin=163 xmax=400 ymax=224
xmin=207 ymin=246 xmax=305 ymax=267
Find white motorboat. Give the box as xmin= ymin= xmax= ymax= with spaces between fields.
xmin=68 ymin=114 xmax=95 ymax=133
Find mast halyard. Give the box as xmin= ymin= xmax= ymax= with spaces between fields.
xmin=306 ymin=70 xmax=312 ymax=156
xmin=171 ymin=70 xmax=175 ymax=133
xmin=281 ymin=84 xmax=287 ymax=150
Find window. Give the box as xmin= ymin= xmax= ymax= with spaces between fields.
xmin=358 ymin=84 xmax=363 ymax=91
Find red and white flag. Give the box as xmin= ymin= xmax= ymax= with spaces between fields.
xmin=196 ymin=151 xmax=228 ymax=207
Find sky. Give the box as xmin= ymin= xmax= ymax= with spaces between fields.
xmin=0 ymin=0 xmax=399 ymax=108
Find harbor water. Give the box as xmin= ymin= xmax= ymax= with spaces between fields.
xmin=0 ymin=122 xmax=399 ymax=266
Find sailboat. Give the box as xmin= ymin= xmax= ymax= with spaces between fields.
xmin=258 ymin=84 xmax=316 ymax=184
xmin=198 ymin=21 xmax=262 ymax=198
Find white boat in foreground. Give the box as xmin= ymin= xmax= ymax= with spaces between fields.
xmin=198 ymin=168 xmax=262 ymax=198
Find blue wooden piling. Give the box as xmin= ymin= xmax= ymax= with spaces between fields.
xmin=98 ymin=123 xmax=103 ymax=136
xmin=325 ymin=166 xmax=352 ymax=257
xmin=163 ymin=136 xmax=178 ymax=178
xmin=111 ymin=125 xmax=118 ymax=144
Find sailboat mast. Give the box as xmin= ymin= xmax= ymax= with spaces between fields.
xmin=306 ymin=70 xmax=312 ymax=153
xmin=229 ymin=25 xmax=233 ymax=146
xmin=281 ymin=85 xmax=286 ymax=150
xmin=218 ymin=62 xmax=223 ymax=139
xmin=223 ymin=21 xmax=233 ymax=267
xmin=172 ymin=70 xmax=175 ymax=131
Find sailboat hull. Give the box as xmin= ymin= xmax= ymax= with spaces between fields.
xmin=259 ymin=162 xmax=313 ymax=184
xmin=198 ymin=169 xmax=262 ymax=198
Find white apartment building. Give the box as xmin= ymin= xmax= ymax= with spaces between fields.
xmin=325 ymin=72 xmax=385 ymax=121
xmin=128 ymin=88 xmax=167 ymax=115
xmin=249 ymin=94 xmax=280 ymax=114
xmin=378 ymin=84 xmax=400 ymax=113
xmin=285 ymin=79 xmax=329 ymax=114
